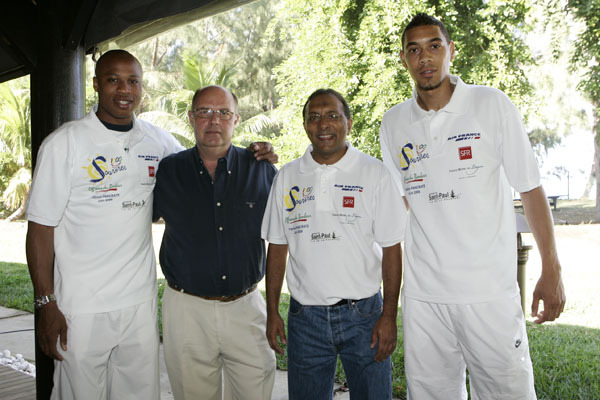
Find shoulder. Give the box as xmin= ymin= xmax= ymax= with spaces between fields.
xmin=159 ymin=147 xmax=193 ymax=167
xmin=466 ymin=83 xmax=514 ymax=107
xmin=233 ymin=145 xmax=278 ymax=175
xmin=382 ymin=99 xmax=411 ymax=125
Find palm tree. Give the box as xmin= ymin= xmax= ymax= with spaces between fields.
xmin=0 ymin=78 xmax=31 ymax=220
xmin=138 ymin=51 xmax=280 ymax=149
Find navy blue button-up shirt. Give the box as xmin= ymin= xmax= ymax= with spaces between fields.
xmin=153 ymin=145 xmax=277 ymax=296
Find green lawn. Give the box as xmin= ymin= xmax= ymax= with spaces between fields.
xmin=2 ymin=261 xmax=599 ymax=399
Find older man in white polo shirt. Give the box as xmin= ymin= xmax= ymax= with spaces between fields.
xmin=262 ymin=88 xmax=407 ymax=399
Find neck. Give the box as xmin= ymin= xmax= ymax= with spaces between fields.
xmin=197 ymin=144 xmax=230 ymax=179
xmin=415 ymin=76 xmax=455 ymax=111
xmin=311 ymin=146 xmax=348 ymax=165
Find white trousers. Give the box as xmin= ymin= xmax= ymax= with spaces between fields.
xmin=51 ymin=298 xmax=160 ymax=400
xmin=402 ymin=295 xmax=536 ymax=400
xmin=163 ymin=286 xmax=276 ymax=400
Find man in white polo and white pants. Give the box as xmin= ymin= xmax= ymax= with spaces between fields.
xmin=379 ymin=12 xmax=566 ymax=400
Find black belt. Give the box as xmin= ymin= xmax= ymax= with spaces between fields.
xmin=331 ymin=298 xmax=360 ymax=307
xmin=168 ymin=281 xmax=257 ymax=302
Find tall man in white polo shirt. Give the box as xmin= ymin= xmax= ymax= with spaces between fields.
xmin=262 ymin=89 xmax=407 ymax=399
xmin=379 ymin=13 xmax=566 ymax=399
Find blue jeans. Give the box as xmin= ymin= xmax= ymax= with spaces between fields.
xmin=287 ymin=292 xmax=392 ymax=400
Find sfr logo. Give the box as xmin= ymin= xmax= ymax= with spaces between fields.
xmin=459 ymin=146 xmax=472 ymax=160
xmin=343 ymin=196 xmax=354 ymax=208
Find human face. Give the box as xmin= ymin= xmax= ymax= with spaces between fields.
xmin=304 ymin=94 xmax=352 ymax=165
xmin=188 ymin=86 xmax=239 ymax=152
xmin=401 ymin=25 xmax=455 ymax=92
xmin=93 ymin=54 xmax=142 ymax=125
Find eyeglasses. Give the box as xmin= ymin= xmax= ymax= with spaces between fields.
xmin=306 ymin=113 xmax=343 ymax=122
xmin=191 ymin=108 xmax=236 ymax=121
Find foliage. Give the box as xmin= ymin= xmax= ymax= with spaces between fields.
xmin=0 ymin=262 xmax=33 ymax=313
xmin=270 ymin=0 xmax=535 ymax=160
xmin=129 ymin=0 xmax=291 ymax=149
xmin=0 ymin=77 xmax=32 ymax=215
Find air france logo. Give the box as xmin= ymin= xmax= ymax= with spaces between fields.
xmin=284 ymin=185 xmax=315 ymax=212
xmin=343 ymin=196 xmax=354 ymax=208
xmin=83 ymin=155 xmax=127 ymax=183
xmin=399 ymin=142 xmax=429 ymax=171
xmin=459 ymin=146 xmax=472 ymax=160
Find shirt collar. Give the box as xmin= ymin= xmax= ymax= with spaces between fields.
xmin=298 ymin=141 xmax=358 ymax=174
xmin=87 ymin=105 xmax=145 ymax=147
xmin=410 ymin=75 xmax=468 ymax=123
xmin=193 ymin=144 xmax=236 ymax=171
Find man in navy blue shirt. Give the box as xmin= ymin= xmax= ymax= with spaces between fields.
xmin=153 ymin=85 xmax=277 ymax=399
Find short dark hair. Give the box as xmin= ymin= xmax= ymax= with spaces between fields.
xmin=95 ymin=49 xmax=142 ymax=76
xmin=402 ymin=13 xmax=451 ymax=49
xmin=191 ymin=85 xmax=239 ymax=112
xmin=302 ymin=89 xmax=351 ymax=121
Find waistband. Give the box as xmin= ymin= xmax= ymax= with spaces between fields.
xmin=167 ymin=281 xmax=257 ymax=302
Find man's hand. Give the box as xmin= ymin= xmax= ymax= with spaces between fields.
xmin=531 ymin=262 xmax=566 ymax=324
xmin=38 ymin=302 xmax=68 ymax=360
xmin=266 ymin=312 xmax=287 ymax=355
xmin=370 ymin=314 xmax=397 ymax=362
xmin=248 ymin=141 xmax=278 ymax=164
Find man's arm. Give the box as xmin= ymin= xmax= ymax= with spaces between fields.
xmin=26 ymin=221 xmax=67 ymax=360
xmin=520 ymin=185 xmax=565 ymax=324
xmin=248 ymin=141 xmax=279 ymax=164
xmin=370 ymin=242 xmax=402 ymax=362
xmin=265 ymin=243 xmax=288 ymax=355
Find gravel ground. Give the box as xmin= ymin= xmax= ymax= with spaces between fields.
xmin=2 ymin=219 xmax=599 ymax=328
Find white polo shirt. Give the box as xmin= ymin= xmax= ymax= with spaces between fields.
xmin=26 ymin=108 xmax=183 ymax=314
xmin=380 ymin=75 xmax=540 ymax=304
xmin=261 ymin=143 xmax=407 ymax=306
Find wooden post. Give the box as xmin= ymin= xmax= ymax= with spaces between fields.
xmin=29 ymin=1 xmax=85 ymax=398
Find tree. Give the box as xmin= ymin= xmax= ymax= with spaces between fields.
xmin=0 ymin=77 xmax=31 ymax=220
xmin=270 ymin=0 xmax=536 ymax=162
xmin=567 ymin=0 xmax=600 ymax=221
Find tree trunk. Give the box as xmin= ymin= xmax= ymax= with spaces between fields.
xmin=6 ymin=203 xmax=25 ymax=221
xmin=582 ymin=162 xmax=595 ymax=199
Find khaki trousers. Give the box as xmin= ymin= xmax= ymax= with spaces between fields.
xmin=163 ymin=286 xmax=276 ymax=400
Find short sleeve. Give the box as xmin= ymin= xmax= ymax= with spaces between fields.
xmin=260 ymin=170 xmax=288 ymax=245
xmin=26 ymin=131 xmax=74 ymax=227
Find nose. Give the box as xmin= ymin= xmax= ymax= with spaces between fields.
xmin=209 ymin=111 xmax=221 ymax=124
xmin=116 ymin=81 xmax=131 ymax=93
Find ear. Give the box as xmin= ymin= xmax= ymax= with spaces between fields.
xmin=93 ymin=77 xmax=99 ymax=93
xmin=233 ymin=113 xmax=241 ymax=128
xmin=449 ymin=41 xmax=456 ymax=62
xmin=188 ymin=110 xmax=194 ymax=125
xmin=400 ymin=50 xmax=408 ymax=69
xmin=347 ymin=118 xmax=353 ymax=132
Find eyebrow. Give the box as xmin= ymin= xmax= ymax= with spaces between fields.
xmin=405 ymin=37 xmax=443 ymax=47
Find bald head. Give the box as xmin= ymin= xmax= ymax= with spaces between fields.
xmin=191 ymin=85 xmax=238 ymax=113
xmin=95 ymin=50 xmax=143 ymax=78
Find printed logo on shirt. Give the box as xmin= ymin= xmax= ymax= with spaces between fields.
xmin=122 ymin=199 xmax=146 ymax=210
xmin=311 ymin=232 xmax=341 ymax=242
xmin=447 ymin=132 xmax=481 ymax=142
xmin=458 ymin=146 xmax=472 ymax=160
xmin=334 ymin=184 xmax=364 ymax=192
xmin=343 ymin=196 xmax=355 ymax=208
xmin=398 ymin=142 xmax=429 ymax=171
xmin=284 ymin=185 xmax=315 ymax=212
xmin=82 ymin=154 xmax=127 ymax=184
xmin=285 ymin=212 xmax=311 ymax=224
xmin=332 ymin=212 xmax=362 ymax=225
xmin=428 ymin=189 xmax=461 ymax=203
xmin=137 ymin=154 xmax=160 ymax=162
xmin=404 ymin=172 xmax=427 ymax=184
xmin=148 ymin=166 xmax=155 ymax=177
xmin=449 ymin=164 xmax=485 ymax=179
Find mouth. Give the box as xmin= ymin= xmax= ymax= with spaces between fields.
xmin=420 ymin=68 xmax=436 ymax=78
xmin=316 ymin=133 xmax=335 ymax=142
xmin=115 ymin=99 xmax=133 ymax=109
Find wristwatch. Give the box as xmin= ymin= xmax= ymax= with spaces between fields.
xmin=34 ymin=294 xmax=56 ymax=310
